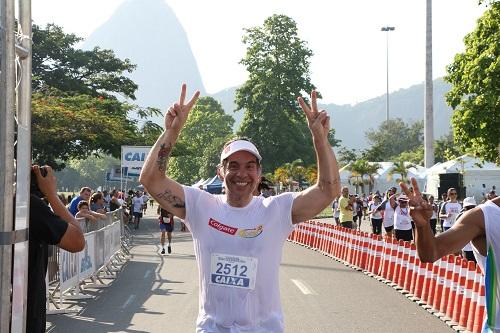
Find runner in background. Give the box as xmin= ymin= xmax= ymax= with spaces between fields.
xmin=158 ymin=207 xmax=174 ymax=254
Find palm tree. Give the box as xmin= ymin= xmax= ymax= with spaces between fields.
xmin=387 ymin=160 xmax=416 ymax=184
xmin=364 ymin=162 xmax=381 ymax=193
xmin=347 ymin=159 xmax=371 ymax=194
xmin=305 ymin=165 xmax=317 ymax=186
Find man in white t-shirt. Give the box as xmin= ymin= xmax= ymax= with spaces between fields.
xmin=401 ymin=178 xmax=500 ymax=333
xmin=139 ymin=84 xmax=340 ymax=333
xmin=439 ymin=187 xmax=462 ymax=231
xmin=132 ymin=191 xmax=144 ymax=230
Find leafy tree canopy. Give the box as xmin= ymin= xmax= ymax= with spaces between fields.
xmin=235 ymin=14 xmax=336 ymax=172
xmin=363 ymin=118 xmax=423 ymax=162
xmin=30 ymin=23 xmax=163 ymax=169
xmin=445 ymin=3 xmax=500 ymax=163
xmin=32 ymin=23 xmax=138 ymax=99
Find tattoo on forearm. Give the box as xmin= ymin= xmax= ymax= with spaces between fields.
xmin=157 ymin=142 xmax=172 ymax=173
xmin=157 ymin=188 xmax=185 ymax=208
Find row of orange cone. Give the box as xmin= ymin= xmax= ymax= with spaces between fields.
xmin=288 ymin=221 xmax=485 ymax=333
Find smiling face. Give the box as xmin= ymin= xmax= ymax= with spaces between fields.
xmin=219 ymin=150 xmax=261 ymax=207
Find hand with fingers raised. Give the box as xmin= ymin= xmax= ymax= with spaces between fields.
xmin=400 ymin=177 xmax=433 ymax=227
xmin=297 ymin=90 xmax=330 ymax=141
xmin=165 ymin=83 xmax=200 ymax=132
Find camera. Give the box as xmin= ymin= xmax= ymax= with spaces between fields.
xmin=30 ymin=166 xmax=48 ymax=198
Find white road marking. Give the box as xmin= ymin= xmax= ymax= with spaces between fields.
xmin=144 ymin=269 xmax=151 ymax=279
xmin=122 ymin=294 xmax=136 ymax=309
xmin=291 ymin=279 xmax=317 ymax=295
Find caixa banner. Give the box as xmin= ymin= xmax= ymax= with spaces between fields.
xmin=121 ymin=146 xmax=152 ymax=168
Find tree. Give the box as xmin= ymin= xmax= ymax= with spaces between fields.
xmin=32 ymin=23 xmax=137 ymax=99
xmin=363 ymin=118 xmax=424 ymax=161
xmin=445 ymin=3 xmax=500 ymax=163
xmin=387 ymin=160 xmax=416 ymax=184
xmin=347 ymin=159 xmax=381 ymax=194
xmin=30 ymin=23 xmax=163 ymax=169
xmin=337 ymin=146 xmax=358 ymax=167
xmin=31 ymin=92 xmax=161 ymax=169
xmin=168 ymin=97 xmax=234 ymax=184
xmin=434 ymin=133 xmax=464 ymax=163
xmin=235 ymin=15 xmax=331 ymax=172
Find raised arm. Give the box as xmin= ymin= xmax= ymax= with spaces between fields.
xmin=291 ymin=91 xmax=341 ymax=224
xmin=33 ymin=165 xmax=85 ymax=252
xmin=400 ymin=178 xmax=484 ymax=262
xmin=139 ymin=84 xmax=200 ymax=219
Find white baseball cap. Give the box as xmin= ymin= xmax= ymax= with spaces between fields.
xmin=220 ymin=140 xmax=262 ymax=163
xmin=462 ymin=197 xmax=477 ymax=208
xmin=397 ymin=193 xmax=409 ymax=201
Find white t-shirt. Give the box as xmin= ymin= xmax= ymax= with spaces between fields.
xmin=379 ymin=201 xmax=395 ymax=227
xmin=441 ymin=202 xmax=462 ymax=228
xmin=369 ymin=202 xmax=382 ymax=220
xmin=394 ymin=205 xmax=412 ymax=230
xmin=132 ymin=196 xmax=144 ymax=213
xmin=183 ymin=186 xmax=295 ymax=333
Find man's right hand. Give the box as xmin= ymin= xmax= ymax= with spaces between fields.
xmin=165 ymin=83 xmax=200 ymax=132
xmin=32 ymin=165 xmax=57 ymax=199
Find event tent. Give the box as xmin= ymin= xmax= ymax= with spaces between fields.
xmin=203 ymin=176 xmax=223 ymax=194
xmin=425 ymin=155 xmax=499 ymax=200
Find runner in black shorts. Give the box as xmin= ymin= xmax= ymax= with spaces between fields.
xmin=158 ymin=207 xmax=174 ymax=254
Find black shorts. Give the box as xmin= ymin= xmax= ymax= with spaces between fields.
xmin=133 ymin=212 xmax=143 ymax=218
xmin=160 ymin=223 xmax=173 ymax=232
xmin=384 ymin=225 xmax=394 ymax=232
xmin=395 ymin=229 xmax=413 ymax=242
xmin=341 ymin=221 xmax=353 ymax=229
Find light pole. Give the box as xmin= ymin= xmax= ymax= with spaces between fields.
xmin=381 ymin=26 xmax=395 ymax=122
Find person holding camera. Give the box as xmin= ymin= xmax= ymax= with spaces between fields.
xmin=28 ymin=165 xmax=85 ymax=332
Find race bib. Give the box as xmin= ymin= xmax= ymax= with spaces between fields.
xmin=210 ymin=253 xmax=258 ymax=290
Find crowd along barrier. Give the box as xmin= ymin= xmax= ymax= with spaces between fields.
xmin=46 ymin=208 xmax=132 ymax=314
xmin=287 ymin=221 xmax=486 ymax=333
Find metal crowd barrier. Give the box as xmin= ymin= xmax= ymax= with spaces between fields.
xmin=46 ymin=208 xmax=133 ymax=314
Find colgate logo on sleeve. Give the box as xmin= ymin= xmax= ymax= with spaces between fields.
xmin=208 ymin=218 xmax=237 ymax=235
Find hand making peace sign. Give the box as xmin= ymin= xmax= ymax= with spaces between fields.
xmin=165 ymin=83 xmax=200 ymax=131
xmin=297 ymin=90 xmax=330 ymax=140
xmin=400 ymin=178 xmax=433 ymax=228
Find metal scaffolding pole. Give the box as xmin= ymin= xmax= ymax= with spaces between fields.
xmin=11 ymin=0 xmax=32 ymax=331
xmin=0 ymin=0 xmax=17 ymax=331
xmin=1 ymin=0 xmax=32 ymax=331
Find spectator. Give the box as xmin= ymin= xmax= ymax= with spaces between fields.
xmin=369 ymin=195 xmax=383 ymax=235
xmin=68 ymin=187 xmax=92 ymax=216
xmin=427 ymin=195 xmax=438 ymax=235
xmin=28 ymin=165 xmax=84 ymax=332
xmin=457 ymin=197 xmax=477 ymax=263
xmin=90 ymin=192 xmax=107 ymax=214
xmin=437 ymin=192 xmax=448 ymax=232
xmin=439 ymin=188 xmax=462 ymax=231
xmin=75 ymin=201 xmax=106 ymax=222
xmin=377 ymin=187 xmax=397 ymax=237
xmin=339 ymin=187 xmax=354 ymax=229
xmin=332 ymin=197 xmax=340 ymax=225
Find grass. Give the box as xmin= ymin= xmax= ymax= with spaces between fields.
xmin=315 ymin=207 xmax=333 ymax=219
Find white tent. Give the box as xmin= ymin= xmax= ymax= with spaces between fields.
xmin=339 ymin=161 xmax=426 ymax=195
xmin=425 ymin=155 xmax=499 ymax=200
xmin=191 ymin=178 xmax=208 ymax=188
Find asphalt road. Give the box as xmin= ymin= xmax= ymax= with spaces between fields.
xmin=47 ymin=208 xmax=453 ymax=333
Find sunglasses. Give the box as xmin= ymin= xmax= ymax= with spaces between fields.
xmin=449 ymin=192 xmax=457 ymax=195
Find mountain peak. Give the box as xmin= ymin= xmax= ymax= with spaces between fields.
xmin=83 ymin=0 xmax=205 ymax=113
